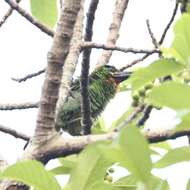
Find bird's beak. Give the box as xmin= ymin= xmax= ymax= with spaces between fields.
xmin=112 ymin=71 xmax=132 ymax=83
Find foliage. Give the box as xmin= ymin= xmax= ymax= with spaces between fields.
xmin=2 ymin=1 xmax=190 ymax=190
xmin=30 ymin=0 xmax=58 ymax=28
xmin=0 ymin=127 xmax=188 ymax=190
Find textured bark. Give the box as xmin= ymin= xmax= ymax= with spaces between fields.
xmin=96 ymin=0 xmax=129 ymax=67
xmin=81 ymin=0 xmax=99 ymax=134
xmin=0 ymin=0 xmax=83 ymax=189
xmin=33 ymin=0 xmax=83 ymax=143
xmin=56 ymin=4 xmax=84 ymax=110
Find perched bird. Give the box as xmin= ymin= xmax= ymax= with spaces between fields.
xmin=55 ymin=65 xmax=131 ymax=135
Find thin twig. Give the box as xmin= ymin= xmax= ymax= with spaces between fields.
xmin=146 ymin=19 xmax=159 ymax=48
xmin=82 ymin=41 xmax=160 ymax=54
xmin=12 ymin=68 xmax=45 ymax=83
xmin=114 ymin=105 xmax=145 ymax=132
xmin=12 ymin=44 xmax=159 ymax=83
xmin=0 ymin=102 xmax=39 ymax=110
xmin=159 ymin=0 xmax=179 ymax=45
xmin=0 ymin=124 xmax=30 ymax=141
xmin=119 ymin=52 xmax=155 ymax=71
xmin=81 ymin=0 xmax=99 ymax=135
xmin=4 ymin=0 xmax=54 ymax=37
xmin=0 ymin=0 xmax=21 ymax=28
xmin=11 ymin=44 xmax=159 ymax=83
xmin=137 ymin=105 xmax=153 ymax=127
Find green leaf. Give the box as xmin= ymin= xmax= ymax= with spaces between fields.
xmin=158 ymin=180 xmax=170 ymax=190
xmin=30 ymin=0 xmax=58 ymax=28
xmin=154 ymin=147 xmax=190 ymax=168
xmin=50 ymin=166 xmax=71 ymax=175
xmin=110 ymin=108 xmax=133 ymax=129
xmin=150 ymin=142 xmax=172 ymax=151
xmin=149 ymin=148 xmax=161 ymax=156
xmin=186 ymin=4 xmax=190 ymax=13
xmin=136 ymin=177 xmax=169 ymax=190
xmin=59 ymin=155 xmax=77 ymax=167
xmin=92 ymin=117 xmax=107 ymax=134
xmin=172 ymin=14 xmax=190 ymax=65
xmin=162 ymin=47 xmax=185 ymax=64
xmin=66 ymin=144 xmax=113 ymax=190
xmin=113 ymin=175 xmax=137 ymax=189
xmin=0 ymin=160 xmax=61 ymax=190
xmin=119 ymin=126 xmax=152 ymax=182
xmin=98 ymin=127 xmax=152 ymax=182
xmin=175 ymin=112 xmax=190 ymax=131
xmin=51 ymin=155 xmax=77 ymax=175
xmin=186 ymin=179 xmax=190 ymax=190
xmin=148 ymin=179 xmax=169 ymax=190
xmin=127 ymin=58 xmax=184 ymax=90
xmin=146 ymin=82 xmax=190 ymax=109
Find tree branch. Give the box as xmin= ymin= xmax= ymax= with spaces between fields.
xmin=4 ymin=0 xmax=54 ymax=37
xmin=96 ymin=0 xmax=129 ymax=67
xmin=32 ymin=0 xmax=83 ymax=143
xmin=56 ymin=2 xmax=84 ymax=112
xmin=146 ymin=129 xmax=190 ymax=143
xmin=146 ymin=19 xmax=159 ymax=48
xmin=137 ymin=105 xmax=153 ymax=127
xmin=21 ymin=128 xmax=190 ymax=164
xmin=82 ymin=41 xmax=160 ymax=54
xmin=119 ymin=51 xmax=155 ymax=71
xmin=11 ymin=68 xmax=45 ymax=83
xmin=80 ymin=0 xmax=99 ymax=135
xmin=159 ymin=0 xmax=179 ymax=45
xmin=115 ymin=105 xmax=145 ymax=131
xmin=0 ymin=124 xmax=30 ymax=141
xmin=11 ymin=43 xmax=160 ymax=83
xmin=0 ymin=102 xmax=38 ymax=110
xmin=0 ymin=0 xmax=21 ymax=28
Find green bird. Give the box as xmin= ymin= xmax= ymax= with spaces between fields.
xmin=55 ymin=65 xmax=131 ymax=135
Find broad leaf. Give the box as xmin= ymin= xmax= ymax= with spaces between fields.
xmin=113 ymin=175 xmax=137 ymax=189
xmin=127 ymin=58 xmax=184 ymax=90
xmin=151 ymin=142 xmax=172 ymax=151
xmin=137 ymin=177 xmax=169 ymax=190
xmin=0 ymin=160 xmax=61 ymax=190
xmin=146 ymin=82 xmax=190 ymax=109
xmin=110 ymin=108 xmax=133 ymax=130
xmin=119 ymin=126 xmax=152 ymax=182
xmin=163 ymin=14 xmax=190 ymax=65
xmin=186 ymin=179 xmax=190 ymax=190
xmin=92 ymin=117 xmax=107 ymax=134
xmin=155 ymin=147 xmax=190 ymax=168
xmin=59 ymin=155 xmax=77 ymax=167
xmin=30 ymin=0 xmax=58 ymax=28
xmin=172 ymin=14 xmax=190 ymax=65
xmin=175 ymin=112 xmax=190 ymax=131
xmin=50 ymin=166 xmax=71 ymax=175
xmin=98 ymin=127 xmax=152 ymax=182
xmin=66 ymin=144 xmax=113 ymax=190
xmin=51 ymin=155 xmax=77 ymax=175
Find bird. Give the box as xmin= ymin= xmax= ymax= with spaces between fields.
xmin=55 ymin=65 xmax=131 ymax=135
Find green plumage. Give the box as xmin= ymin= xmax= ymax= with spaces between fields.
xmin=55 ymin=66 xmax=129 ymax=135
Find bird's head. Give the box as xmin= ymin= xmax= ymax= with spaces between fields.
xmin=92 ymin=65 xmax=131 ymax=85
